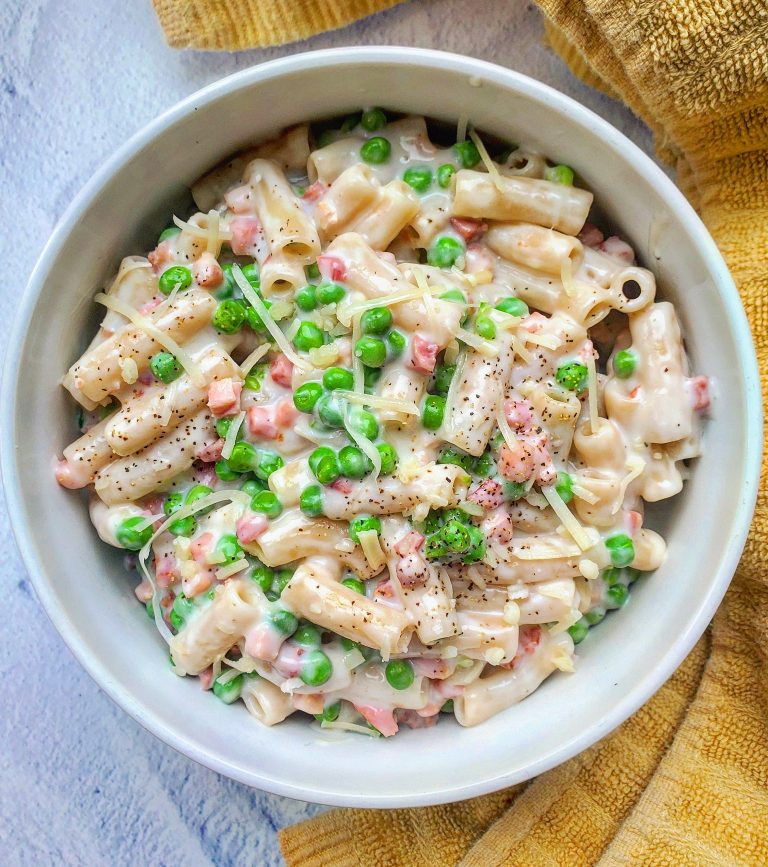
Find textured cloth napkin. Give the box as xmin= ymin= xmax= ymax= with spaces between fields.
xmin=152 ymin=0 xmax=768 ymax=863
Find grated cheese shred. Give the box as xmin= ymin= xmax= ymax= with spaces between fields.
xmin=469 ymin=128 xmax=505 ymax=193
xmin=239 ymin=344 xmax=269 ymax=378
xmin=221 ymin=410 xmax=246 ymax=460
xmin=456 ymin=327 xmax=499 ymax=356
xmin=541 ymin=484 xmax=593 ymax=551
xmin=215 ymin=557 xmax=250 ymax=581
xmin=357 ymin=529 xmax=386 ymax=571
xmin=332 ymin=389 xmax=419 ymax=416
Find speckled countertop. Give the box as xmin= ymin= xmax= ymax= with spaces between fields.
xmin=0 ymin=1 xmax=658 ymax=863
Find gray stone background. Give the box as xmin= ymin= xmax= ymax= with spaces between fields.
xmin=0 ymin=1 xmax=659 ymax=863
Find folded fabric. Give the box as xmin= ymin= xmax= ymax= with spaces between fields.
xmin=151 ymin=0 xmax=768 ymax=862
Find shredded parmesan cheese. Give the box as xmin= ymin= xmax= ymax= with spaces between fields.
xmin=357 ymin=529 xmax=386 ymax=571
xmin=550 ymin=643 xmax=577 ymax=671
xmin=350 ymin=313 xmax=364 ymax=395
xmin=484 ymin=647 xmax=506 ymax=665
xmin=578 ymin=558 xmax=600 ymax=580
xmin=205 ymin=209 xmax=220 ymax=255
xmin=612 ymin=456 xmax=646 ymax=513
xmin=308 ymin=343 xmax=340 ymax=368
xmin=172 ymin=213 xmax=232 ymax=243
xmin=119 ymin=357 xmax=138 ymax=384
xmin=343 ymin=648 xmax=366 ymax=670
xmin=456 ymin=113 xmax=469 ymax=146
xmin=523 ymin=331 xmax=562 ymax=351
xmin=320 ymin=720 xmax=381 ymax=737
xmin=215 ymin=666 xmax=243 ymax=685
xmin=107 ymin=257 xmax=151 ymax=295
xmin=158 ymin=380 xmax=177 ymax=427
xmin=239 ymin=344 xmax=269 ymax=378
xmin=456 ymin=327 xmax=499 ymax=356
xmin=511 ymin=335 xmax=533 ymax=364
xmin=503 ymin=600 xmax=520 ymax=625
xmin=571 ymin=481 xmax=600 ymax=505
xmin=221 ymin=410 xmax=246 ymax=460
xmin=215 ymin=558 xmax=250 ymax=580
xmin=496 ymin=404 xmax=519 ymax=455
xmin=541 ymin=484 xmax=593 ymax=551
xmin=232 ymin=266 xmax=311 ymax=372
xmin=585 ymin=348 xmax=600 ymax=434
xmin=343 ymin=404 xmax=381 ymax=478
xmin=337 ymin=282 xmax=444 ymax=327
xmin=333 ymin=389 xmax=419 ymax=416
xmin=94 ymin=292 xmax=206 ymax=387
xmin=560 ymin=257 xmax=580 ymax=298
xmin=469 ymin=128 xmax=505 ymax=193
xmin=456 ymin=499 xmax=485 ymax=517
xmin=222 ymin=655 xmax=259 ymax=673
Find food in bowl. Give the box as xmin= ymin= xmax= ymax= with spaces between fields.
xmin=55 ymin=111 xmax=709 ymax=738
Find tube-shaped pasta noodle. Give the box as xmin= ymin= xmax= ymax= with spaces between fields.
xmin=322 ymin=463 xmax=468 ymax=520
xmin=100 ymin=258 xmax=156 ymax=335
xmin=345 ymin=180 xmax=420 ymax=251
xmin=243 ymin=158 xmax=320 ymax=259
xmin=94 ymin=409 xmax=216 ymax=505
xmin=400 ymin=565 xmax=460 ymax=645
xmin=605 ymin=302 xmax=693 ymax=444
xmin=519 ymin=380 xmax=581 ymax=463
xmin=632 ymin=528 xmax=666 ymax=571
xmin=267 ymin=459 xmax=315 ymax=506
xmin=280 ymin=557 xmax=411 ymax=656
xmin=453 ymin=170 xmax=593 ymax=235
xmin=485 ymin=223 xmax=584 ymax=275
xmin=328 ymin=234 xmax=463 ymax=347
xmin=170 ymin=579 xmax=265 ymax=675
xmin=251 ymin=511 xmax=382 ymax=579
xmin=452 ymin=578 xmax=578 ymax=627
xmin=56 ymin=415 xmax=118 ymax=489
xmin=241 ymin=676 xmax=296 ymax=726
xmin=442 ymin=321 xmax=516 ymax=457
xmin=479 ymin=532 xmax=609 ymax=585
xmin=308 ymin=138 xmax=362 ymax=184
xmin=573 ymin=418 xmax=627 ymax=472
xmin=105 ymin=351 xmax=238 ymax=456
xmin=454 ymin=631 xmax=574 ymax=726
xmin=254 ymin=124 xmax=311 ymax=171
xmin=639 ymin=449 xmax=684 ymax=502
xmin=64 ymin=289 xmax=216 ymax=406
xmin=573 ymin=475 xmax=626 ymax=527
xmin=316 ymin=164 xmax=380 ymax=236
xmin=409 ymin=196 xmax=452 ymax=247
xmin=499 ymin=149 xmax=547 ymax=179
xmin=259 ymin=250 xmax=308 ymax=295
xmin=329 ymin=662 xmax=429 ymax=710
xmin=376 ymin=368 xmax=426 ymax=424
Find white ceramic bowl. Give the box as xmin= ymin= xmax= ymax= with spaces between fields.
xmin=2 ymin=48 xmax=761 ymax=807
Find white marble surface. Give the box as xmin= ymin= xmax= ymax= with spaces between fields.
xmin=0 ymin=1 xmax=659 ymax=864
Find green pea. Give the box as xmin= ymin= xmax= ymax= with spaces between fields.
xmin=316 ymin=282 xmax=345 ymax=305
xmin=625 ymin=567 xmax=641 ymax=585
xmin=385 ymin=659 xmax=414 ymax=690
xmin=170 ymin=593 xmax=195 ymax=631
xmin=317 ymin=129 xmax=336 ymax=148
xmin=219 ymin=263 xmax=237 ymax=298
xmin=584 ymin=607 xmax=606 ymax=626
xmin=243 ymin=363 xmax=267 ymax=392
xmin=349 ymin=515 xmax=381 ymax=543
xmin=149 ymin=351 xmax=182 ymax=384
xmin=295 ymin=284 xmax=318 ymax=312
xmin=475 ymin=311 xmax=496 ymax=340
xmin=341 ymin=577 xmax=366 ymax=594
xmin=301 ymin=649 xmax=333 ymax=686
xmin=323 ymin=367 xmax=354 ymax=391
xmin=462 ymin=526 xmax=486 ymax=563
xmin=440 ymin=287 xmax=467 ymax=305
xmin=436 ymin=163 xmax=456 ymax=188
xmin=241 ymin=478 xmax=266 ymax=497
xmin=442 ymin=508 xmax=471 ymax=525
xmin=440 ymin=700 xmax=454 ymax=713
xmin=360 ymin=107 xmax=387 ymax=131
xmin=427 ymin=236 xmax=464 ymax=269
xmin=158 ymin=226 xmax=181 ymax=243
xmin=214 ymin=459 xmax=240 ymax=481
xmin=169 ymin=515 xmax=197 ymax=537
xmin=602 ymin=567 xmax=622 ymax=586
xmin=212 ymin=672 xmax=244 ymax=704
xmin=294 ymin=623 xmax=322 ymax=646
xmin=216 ymin=533 xmax=243 ymax=564
xmin=495 ymin=296 xmax=529 ymax=317
xmin=240 ymin=262 xmax=260 ymax=287
xmin=213 ymin=299 xmax=247 ymax=333
xmin=545 ymin=164 xmax=575 ymax=185
xmin=251 ymin=490 xmax=282 ymax=518
xmin=309 ymin=447 xmax=336 ymax=476
xmin=215 ymin=417 xmax=232 ymax=438
xmin=360 ymin=306 xmax=393 ymax=335
xmin=437 ymin=446 xmax=474 ymax=472
xmin=275 ymin=568 xmax=295 ymax=594
xmin=294 ymin=381 xmax=323 ymax=413
xmin=363 ymin=365 xmax=382 ymax=392
xmin=314 ymin=453 xmax=341 ymax=486
xmin=340 ymin=637 xmax=363 ymax=652
xmin=349 ymin=406 xmax=379 ymax=440
xmin=403 ymin=166 xmax=433 ymax=193
xmin=158 ymin=265 xmax=192 ymax=296
xmin=245 ymin=298 xmax=271 ymax=333
xmin=440 ymin=520 xmax=471 ymax=553
xmin=227 ymin=441 xmax=258 ymax=474
xmin=300 ymin=484 xmax=324 ymax=517
xmin=255 ymin=450 xmax=284 ymax=480
xmin=422 ymin=511 xmax=442 ymax=534
xmin=305 ymin=262 xmax=321 ymax=280
xmin=377 ymin=442 xmax=398 ymax=475
xmin=185 ymin=484 xmax=213 ymax=506
xmin=453 ymin=140 xmax=481 ymax=168
xmin=271 ymin=609 xmax=299 ymax=636
xmin=340 ymin=112 xmax=362 ymax=132
xmin=360 ymin=136 xmax=391 ymax=164
xmin=556 ymin=472 xmax=574 ymax=504
xmin=293 ymin=321 xmax=325 ymax=352
xmin=568 ymin=618 xmax=589 ymax=644
xmin=605 ymin=533 xmax=635 ymax=567
xmin=474 ymin=451 xmax=495 ymax=478
xmin=116 ymin=516 xmax=153 ymax=551
xmin=316 ymin=393 xmax=346 ymax=428
xmin=432 ymin=363 xmax=455 ymax=396
xmin=314 ymin=700 xmax=342 ymax=723
xmin=386 ymin=330 xmax=407 ymax=357
xmin=354 ymin=336 xmax=387 ymax=368
xmin=424 ymin=533 xmax=447 ymax=560
xmin=556 ymin=361 xmax=588 ymax=393
xmin=607 ymin=583 xmax=630 ymax=607
xmin=503 ymin=480 xmax=528 ymax=501
xmin=614 ymin=349 xmax=637 ymax=379
xmin=251 ymin=564 xmax=274 ymax=592
xmin=338 ymin=445 xmax=369 ymax=479
xmin=163 ymin=492 xmax=184 ymax=516
xmin=422 ymin=394 xmax=446 ymax=430
xmin=145 ymin=600 xmax=155 ymax=620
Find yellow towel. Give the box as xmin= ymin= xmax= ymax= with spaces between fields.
xmin=152 ymin=1 xmax=768 ymax=862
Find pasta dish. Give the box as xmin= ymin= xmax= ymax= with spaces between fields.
xmin=55 ymin=112 xmax=709 ymax=737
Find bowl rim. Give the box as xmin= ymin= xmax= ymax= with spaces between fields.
xmin=2 ymin=46 xmax=762 ymax=808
